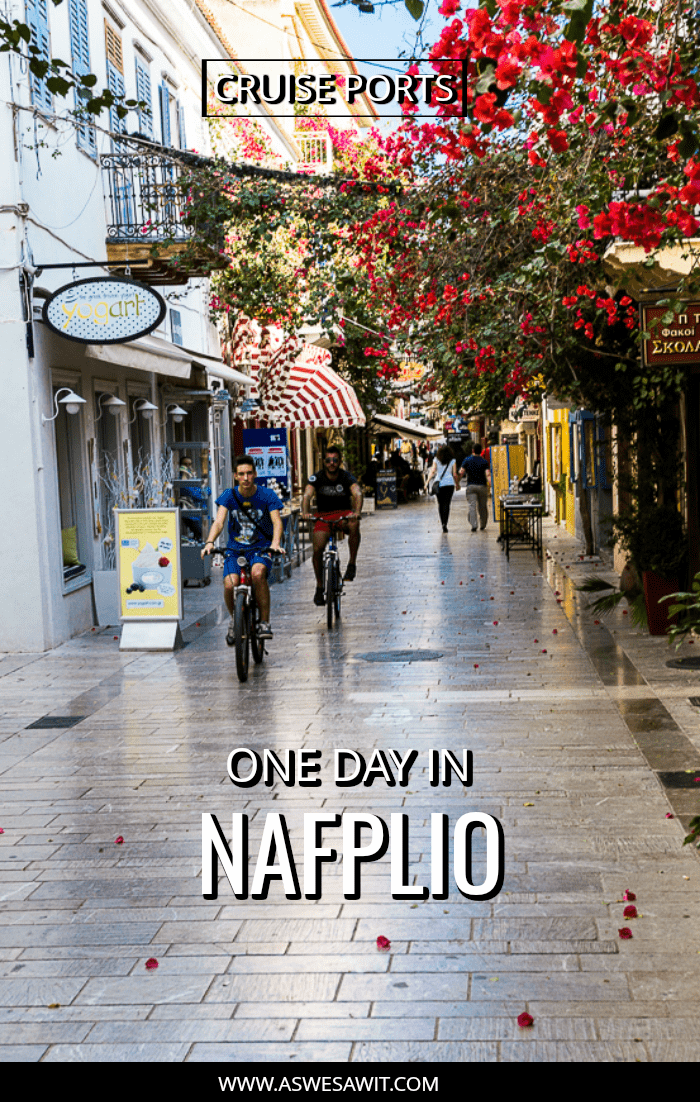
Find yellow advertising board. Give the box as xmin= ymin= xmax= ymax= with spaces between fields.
xmin=116 ymin=509 xmax=182 ymax=621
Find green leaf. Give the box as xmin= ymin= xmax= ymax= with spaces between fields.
xmin=404 ymin=0 xmax=424 ymax=20
xmin=655 ymin=112 xmax=679 ymax=141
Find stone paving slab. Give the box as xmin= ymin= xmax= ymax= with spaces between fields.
xmin=1 ymin=499 xmax=700 ymax=1063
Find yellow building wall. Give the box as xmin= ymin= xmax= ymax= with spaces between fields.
xmin=548 ymin=410 xmax=575 ymax=534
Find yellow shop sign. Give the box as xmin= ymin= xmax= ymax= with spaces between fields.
xmin=43 ymin=277 xmax=166 ymax=345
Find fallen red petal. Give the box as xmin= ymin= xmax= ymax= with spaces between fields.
xmin=665 ymin=813 xmax=674 ymax=819
xmin=376 ymin=936 xmax=390 ymax=951
xmin=623 ymin=905 xmax=637 ymax=918
xmin=115 ymin=836 xmax=124 ymax=845
xmin=623 ymin=890 xmax=636 ymax=901
xmin=618 ymin=928 xmax=633 ymax=939
xmin=145 ymin=958 xmax=159 ymax=969
xmin=517 ymin=1012 xmax=534 ymax=1028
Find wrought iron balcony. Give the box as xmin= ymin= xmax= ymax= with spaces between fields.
xmin=101 ymin=136 xmax=223 ymax=284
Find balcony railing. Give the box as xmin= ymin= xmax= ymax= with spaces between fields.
xmin=102 ymin=137 xmax=192 ymax=242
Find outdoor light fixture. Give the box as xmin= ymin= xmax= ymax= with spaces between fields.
xmin=42 ymin=387 xmax=87 ymax=423
xmin=160 ymin=403 xmax=187 ymax=426
xmin=94 ymin=393 xmax=126 ymax=421
xmin=128 ymin=398 xmax=159 ymax=424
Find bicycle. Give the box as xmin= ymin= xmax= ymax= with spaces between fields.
xmin=312 ymin=515 xmax=349 ymax=629
xmin=221 ymin=548 xmax=284 ymax=682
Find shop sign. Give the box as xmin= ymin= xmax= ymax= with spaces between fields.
xmin=642 ymin=303 xmax=700 ymax=366
xmin=43 ymin=277 xmax=166 ymax=345
xmin=116 ymin=509 xmax=182 ymax=622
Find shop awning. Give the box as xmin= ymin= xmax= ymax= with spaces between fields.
xmin=253 ymin=348 xmax=365 ymax=428
xmin=370 ymin=413 xmax=442 ymax=442
xmin=84 ymin=335 xmax=239 ymax=381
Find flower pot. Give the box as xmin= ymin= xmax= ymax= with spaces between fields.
xmin=642 ymin=571 xmax=679 ymax=636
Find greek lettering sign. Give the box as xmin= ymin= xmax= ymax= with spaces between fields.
xmin=642 ymin=303 xmax=700 ymax=366
xmin=43 ymin=277 xmax=166 ymax=344
xmin=115 ymin=509 xmax=182 ymax=622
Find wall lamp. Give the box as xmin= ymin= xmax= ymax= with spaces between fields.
xmin=160 ymin=403 xmax=187 ymax=426
xmin=95 ymin=393 xmax=127 ymax=421
xmin=128 ymin=398 xmax=159 ymax=424
xmin=42 ymin=387 xmax=86 ymax=423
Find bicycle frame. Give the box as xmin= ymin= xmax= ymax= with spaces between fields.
xmin=313 ymin=515 xmax=348 ymax=628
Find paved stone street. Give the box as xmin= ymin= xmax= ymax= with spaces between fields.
xmin=1 ymin=494 xmax=700 ymax=1063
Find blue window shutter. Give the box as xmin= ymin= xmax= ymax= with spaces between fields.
xmin=25 ymin=0 xmax=52 ymax=113
xmin=159 ymin=82 xmax=171 ymax=146
xmin=177 ymin=99 xmax=186 ymax=149
xmin=68 ymin=0 xmax=96 ymax=155
xmin=135 ymin=57 xmax=153 ymax=138
xmin=107 ymin=60 xmax=126 ymax=135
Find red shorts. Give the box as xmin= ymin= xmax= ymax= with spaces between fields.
xmin=314 ymin=510 xmax=355 ymax=534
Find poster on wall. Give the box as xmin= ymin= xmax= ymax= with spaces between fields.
xmin=242 ymin=427 xmax=289 ymax=498
xmin=115 ymin=508 xmax=182 ymax=621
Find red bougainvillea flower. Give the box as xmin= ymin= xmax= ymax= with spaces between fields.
xmin=623 ymin=890 xmax=636 ymax=901
xmin=493 ymin=621 xmax=499 ymax=626
xmin=0 ymin=829 xmax=4 ymax=835
xmin=474 ymin=664 xmax=479 ymax=669
xmin=517 ymin=1012 xmax=534 ymax=1028
xmin=665 ymin=813 xmax=674 ymax=819
xmin=376 ymin=936 xmax=391 ymax=951
xmin=145 ymin=958 xmax=159 ymax=969
xmin=623 ymin=905 xmax=638 ymax=918
xmin=618 ymin=928 xmax=633 ymax=940
xmin=115 ymin=836 xmax=124 ymax=845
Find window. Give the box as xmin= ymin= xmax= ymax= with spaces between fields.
xmin=25 ymin=0 xmax=52 ymax=113
xmin=170 ymin=309 xmax=183 ymax=346
xmin=53 ymin=384 xmax=90 ymax=586
xmin=134 ymin=53 xmax=153 ymax=139
xmin=68 ymin=0 xmax=97 ymax=155
xmin=105 ymin=20 xmax=126 ymax=135
xmin=159 ymin=80 xmax=184 ymax=148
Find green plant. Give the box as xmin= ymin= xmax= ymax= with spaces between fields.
xmin=611 ymin=504 xmax=687 ymax=580
xmin=661 ymin=571 xmax=700 ymax=649
xmin=683 ymin=816 xmax=700 ymax=851
xmin=576 ymin=575 xmax=648 ymax=630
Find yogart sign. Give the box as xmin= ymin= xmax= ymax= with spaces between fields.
xmin=43 ymin=277 xmax=166 ymax=344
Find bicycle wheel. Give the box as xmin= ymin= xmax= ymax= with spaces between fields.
xmin=250 ymin=594 xmax=265 ymax=665
xmin=234 ymin=590 xmax=250 ymax=682
xmin=324 ymin=557 xmax=335 ymax=628
xmin=333 ymin=561 xmax=342 ymax=621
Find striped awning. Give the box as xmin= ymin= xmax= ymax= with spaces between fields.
xmin=253 ymin=344 xmax=366 ymax=428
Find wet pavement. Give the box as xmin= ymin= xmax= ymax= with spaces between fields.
xmin=1 ymin=494 xmax=700 ymax=1063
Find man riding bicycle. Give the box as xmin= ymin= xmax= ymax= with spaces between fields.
xmin=201 ymin=454 xmax=283 ymax=643
xmin=301 ymin=446 xmax=363 ymax=606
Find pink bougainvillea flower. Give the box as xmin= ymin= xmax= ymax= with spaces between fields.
xmin=115 ymin=836 xmax=124 ymax=845
xmin=623 ymin=905 xmax=638 ymax=918
xmin=541 ymin=649 xmax=547 ymax=653
xmin=145 ymin=958 xmax=159 ymax=970
xmin=493 ymin=621 xmax=499 ymax=626
xmin=517 ymin=1012 xmax=534 ymax=1028
xmin=376 ymin=936 xmax=391 ymax=951
xmin=618 ymin=928 xmax=633 ymax=940
xmin=0 ymin=829 xmax=4 ymax=835
xmin=666 ymin=813 xmax=674 ymax=819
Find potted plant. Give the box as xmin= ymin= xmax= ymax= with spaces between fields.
xmin=612 ymin=504 xmax=686 ymax=635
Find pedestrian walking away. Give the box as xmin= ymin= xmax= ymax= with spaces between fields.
xmin=201 ymin=453 xmax=283 ymax=642
xmin=428 ymin=444 xmax=461 ymax=533
xmin=460 ymin=442 xmax=491 ymax=532
xmin=301 ymin=445 xmax=363 ymax=605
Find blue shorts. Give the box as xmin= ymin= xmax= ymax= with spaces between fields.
xmin=223 ymin=546 xmax=272 ymax=579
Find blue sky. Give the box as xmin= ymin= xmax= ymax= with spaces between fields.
xmin=330 ymin=0 xmax=443 ymax=127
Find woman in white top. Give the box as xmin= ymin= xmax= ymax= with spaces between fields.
xmin=428 ymin=445 xmax=461 ymax=532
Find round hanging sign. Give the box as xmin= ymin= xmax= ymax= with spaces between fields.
xmin=42 ymin=277 xmax=167 ymax=345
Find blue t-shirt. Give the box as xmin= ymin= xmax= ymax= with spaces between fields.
xmin=216 ymin=486 xmax=283 ymax=550
xmin=460 ymin=455 xmax=490 ymax=485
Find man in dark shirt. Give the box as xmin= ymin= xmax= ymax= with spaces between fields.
xmin=301 ymin=446 xmax=363 ymax=606
xmin=460 ymin=443 xmax=491 ymax=532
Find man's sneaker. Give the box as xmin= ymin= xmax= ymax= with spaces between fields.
xmin=257 ymin=621 xmax=273 ymax=639
xmin=344 ymin=563 xmax=356 ymax=582
xmin=313 ymin=588 xmax=325 ymax=606
xmin=226 ymin=619 xmax=235 ymax=646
